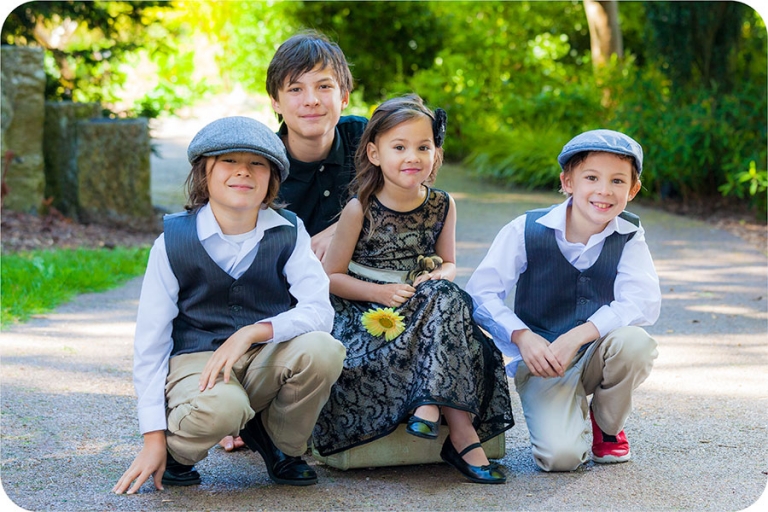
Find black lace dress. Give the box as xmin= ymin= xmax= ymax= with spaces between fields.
xmin=313 ymin=188 xmax=514 ymax=456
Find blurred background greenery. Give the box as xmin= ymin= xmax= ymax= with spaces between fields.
xmin=3 ymin=0 xmax=766 ymax=217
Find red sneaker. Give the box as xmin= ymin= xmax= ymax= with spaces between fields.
xmin=590 ymin=408 xmax=631 ymax=463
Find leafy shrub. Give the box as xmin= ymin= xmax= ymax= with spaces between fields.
xmin=464 ymin=125 xmax=569 ymax=191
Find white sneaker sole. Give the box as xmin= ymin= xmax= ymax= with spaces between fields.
xmin=591 ymin=450 xmax=631 ymax=463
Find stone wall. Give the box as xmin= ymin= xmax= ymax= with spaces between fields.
xmin=43 ymin=102 xmax=102 ymax=218
xmin=2 ymin=44 xmax=156 ymax=230
xmin=1 ymin=46 xmax=46 ymax=213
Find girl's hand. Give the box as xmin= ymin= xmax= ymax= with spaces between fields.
xmin=379 ymin=283 xmax=416 ymax=308
xmin=412 ymin=271 xmax=444 ymax=287
xmin=198 ymin=323 xmax=271 ymax=391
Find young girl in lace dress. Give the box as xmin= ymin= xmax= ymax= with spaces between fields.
xmin=312 ymin=95 xmax=514 ymax=484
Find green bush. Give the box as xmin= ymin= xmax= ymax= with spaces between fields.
xmin=464 ymin=125 xmax=570 ymax=191
xmin=1 ymin=247 xmax=150 ymax=327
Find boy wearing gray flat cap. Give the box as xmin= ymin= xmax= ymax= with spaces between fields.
xmin=113 ymin=117 xmax=345 ymax=494
xmin=467 ymin=129 xmax=661 ymax=472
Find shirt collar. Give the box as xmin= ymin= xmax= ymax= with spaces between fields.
xmin=196 ymin=203 xmax=293 ymax=242
xmin=278 ymin=123 xmax=344 ymax=167
xmin=537 ymin=197 xmax=638 ymax=242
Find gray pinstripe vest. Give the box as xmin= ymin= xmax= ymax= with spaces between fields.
xmin=514 ymin=206 xmax=639 ymax=342
xmin=164 ymin=208 xmax=298 ymax=356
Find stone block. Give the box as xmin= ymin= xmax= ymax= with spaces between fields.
xmin=43 ymin=101 xmax=102 ymax=217
xmin=76 ymin=118 xmax=155 ymax=229
xmin=311 ymin=424 xmax=506 ymax=470
xmin=1 ymin=46 xmax=46 ymax=213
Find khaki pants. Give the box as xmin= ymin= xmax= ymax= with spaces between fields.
xmin=514 ymin=326 xmax=658 ymax=472
xmin=164 ymin=331 xmax=345 ymax=465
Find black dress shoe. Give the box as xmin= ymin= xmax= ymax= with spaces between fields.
xmin=440 ymin=438 xmax=506 ymax=484
xmin=162 ymin=452 xmax=201 ymax=486
xmin=405 ymin=415 xmax=440 ymax=440
xmin=239 ymin=413 xmax=318 ymax=486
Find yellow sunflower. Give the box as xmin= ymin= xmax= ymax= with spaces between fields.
xmin=361 ymin=307 xmax=406 ymax=341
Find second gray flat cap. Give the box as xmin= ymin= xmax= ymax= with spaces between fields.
xmin=187 ymin=116 xmax=290 ymax=182
xmin=557 ymin=129 xmax=643 ymax=174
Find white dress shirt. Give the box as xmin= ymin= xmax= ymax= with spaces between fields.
xmin=133 ymin=204 xmax=334 ymax=434
xmin=466 ymin=198 xmax=661 ymax=377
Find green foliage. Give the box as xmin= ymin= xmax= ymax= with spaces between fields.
xmin=1 ymin=247 xmax=150 ymax=327
xmin=292 ymin=1 xmax=447 ymax=101
xmin=464 ymin=126 xmax=569 ymax=191
xmin=718 ymin=161 xmax=768 ymax=217
xmin=2 ymin=1 xmax=180 ymax=113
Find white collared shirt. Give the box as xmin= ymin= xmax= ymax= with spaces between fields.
xmin=465 ymin=198 xmax=661 ymax=377
xmin=133 ymin=203 xmax=333 ymax=434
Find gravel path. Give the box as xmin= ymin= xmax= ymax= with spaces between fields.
xmin=1 ymin=120 xmax=766 ymax=511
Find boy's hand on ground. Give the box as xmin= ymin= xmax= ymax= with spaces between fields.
xmin=199 ymin=323 xmax=272 ymax=391
xmin=112 ymin=431 xmax=166 ymax=495
xmin=512 ymin=329 xmax=564 ymax=378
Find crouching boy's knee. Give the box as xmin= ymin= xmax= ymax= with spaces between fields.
xmin=607 ymin=326 xmax=658 ymax=364
xmin=292 ymin=331 xmax=346 ymax=382
xmin=533 ymin=442 xmax=589 ymax=472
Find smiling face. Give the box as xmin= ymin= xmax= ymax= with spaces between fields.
xmin=206 ymin=152 xmax=272 ymax=223
xmin=366 ymin=116 xmax=436 ymax=193
xmin=270 ymin=65 xmax=349 ymax=148
xmin=560 ymin=151 xmax=642 ymax=241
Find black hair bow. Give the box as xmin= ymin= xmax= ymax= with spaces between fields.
xmin=433 ymin=108 xmax=447 ymax=148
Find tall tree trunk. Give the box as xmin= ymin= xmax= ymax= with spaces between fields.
xmin=583 ymin=0 xmax=623 ymax=69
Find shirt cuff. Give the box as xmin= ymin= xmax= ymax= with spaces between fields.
xmin=138 ymin=405 xmax=167 ymax=435
xmin=588 ymin=306 xmax=623 ymax=338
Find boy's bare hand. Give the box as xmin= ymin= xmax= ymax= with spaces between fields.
xmin=199 ymin=323 xmax=272 ymax=391
xmin=550 ymin=322 xmax=600 ymax=370
xmin=512 ymin=329 xmax=564 ymax=378
xmin=112 ymin=431 xmax=166 ymax=495
xmin=378 ymin=283 xmax=416 ymax=308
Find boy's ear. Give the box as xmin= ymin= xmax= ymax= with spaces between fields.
xmin=366 ymin=142 xmax=380 ymax=166
xmin=629 ymin=180 xmax=642 ymax=200
xmin=340 ymin=90 xmax=350 ymax=110
xmin=559 ymin=172 xmax=573 ymax=194
xmin=270 ymin=94 xmax=282 ymax=115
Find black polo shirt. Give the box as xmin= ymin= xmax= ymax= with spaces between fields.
xmin=277 ymin=115 xmax=368 ymax=236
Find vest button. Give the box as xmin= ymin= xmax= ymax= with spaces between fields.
xmin=232 ymin=286 xmax=242 ymax=293
xmin=319 ymin=165 xmax=325 ymax=172
xmin=231 ymin=305 xmax=242 ymax=312
xmin=323 ymin=190 xmax=331 ymax=197
xmin=579 ymin=276 xmax=589 ymax=283
xmin=578 ymin=297 xmax=588 ymax=305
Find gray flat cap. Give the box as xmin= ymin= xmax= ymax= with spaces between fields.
xmin=187 ymin=116 xmax=290 ymax=182
xmin=557 ymin=129 xmax=643 ymax=174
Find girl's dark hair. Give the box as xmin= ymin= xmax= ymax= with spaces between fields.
xmin=352 ymin=94 xmax=444 ymax=229
xmin=560 ymin=151 xmax=640 ymax=195
xmin=266 ymin=30 xmax=354 ymax=121
xmin=184 ymin=155 xmax=284 ymax=212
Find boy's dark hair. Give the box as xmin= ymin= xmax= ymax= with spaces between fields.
xmin=560 ymin=151 xmax=640 ymax=195
xmin=184 ymin=156 xmax=284 ymax=212
xmin=266 ymin=30 xmax=354 ymax=109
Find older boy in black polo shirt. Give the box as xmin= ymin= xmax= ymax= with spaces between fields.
xmin=268 ymin=30 xmax=367 ymax=261
xmin=219 ymin=30 xmax=366 ymax=452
